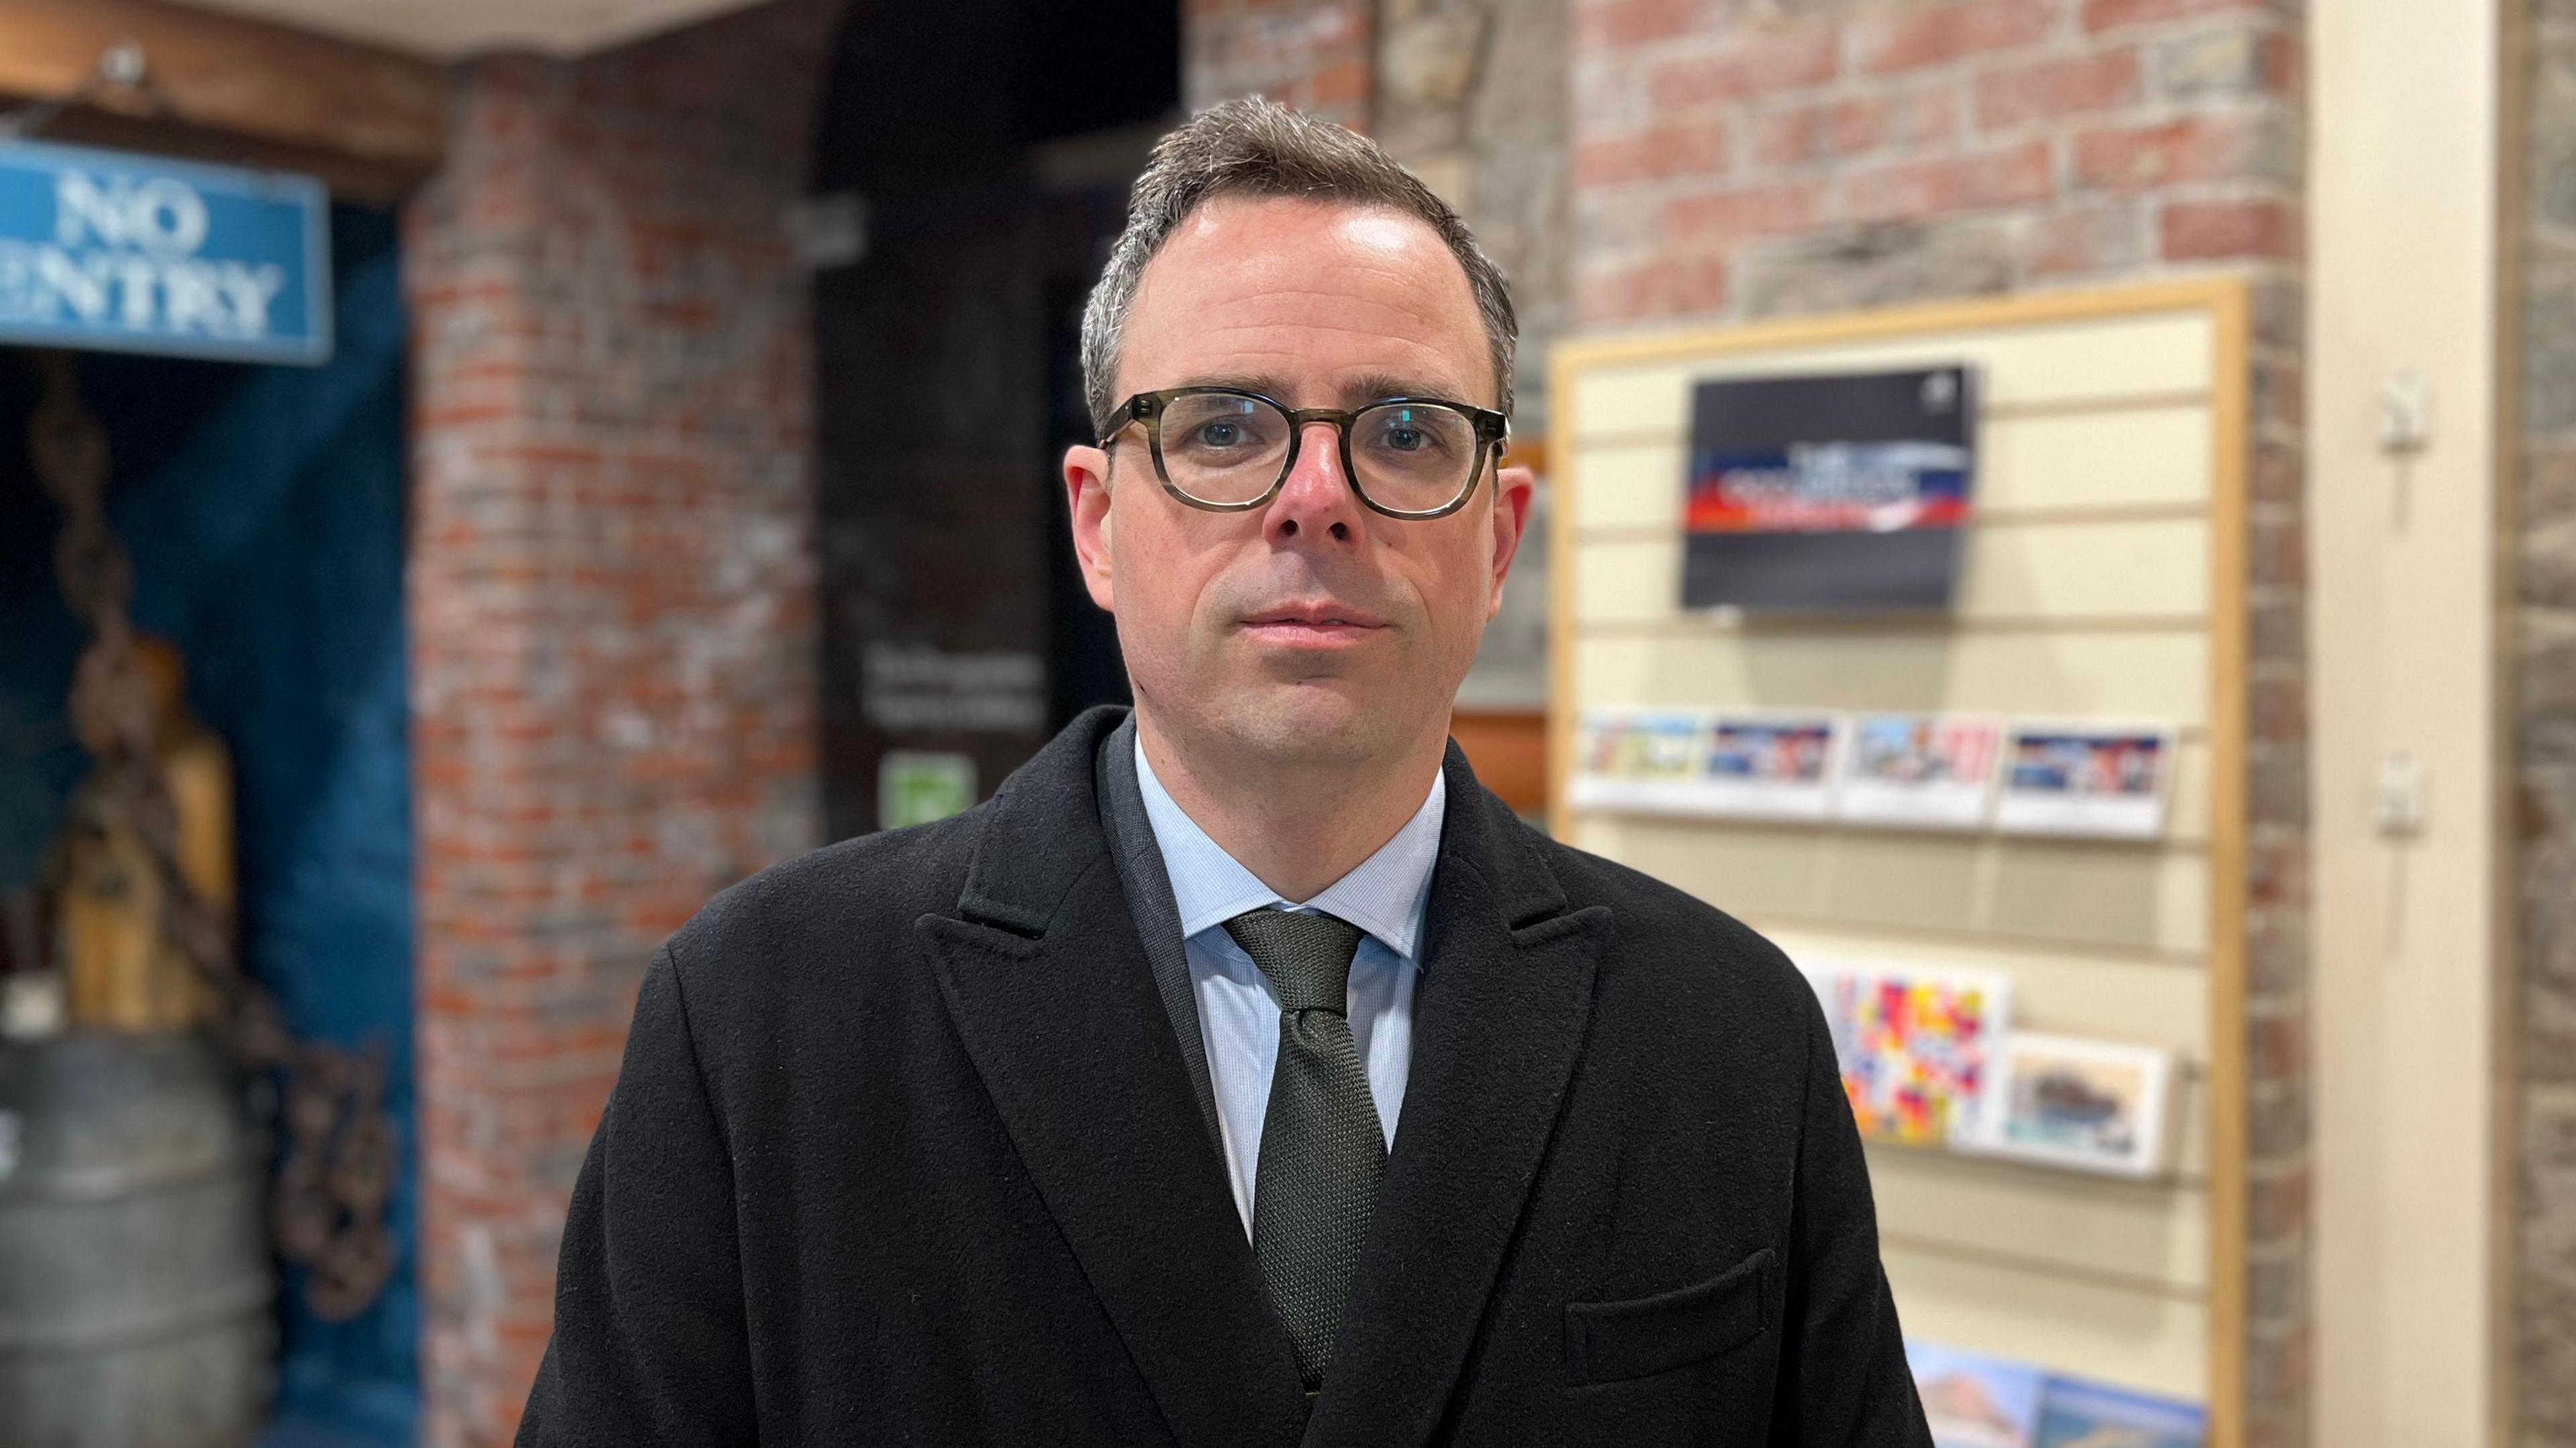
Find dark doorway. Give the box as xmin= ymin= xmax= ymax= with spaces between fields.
xmin=809 ymin=0 xmax=1178 ymax=840
xmin=0 ymin=207 xmax=417 ymax=1445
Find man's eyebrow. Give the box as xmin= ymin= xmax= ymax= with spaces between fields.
xmin=1340 ymin=371 xmax=1473 ymax=406
xmin=1183 ymin=372 xmax=1298 ymax=400
xmin=1177 ymin=372 xmax=1478 ymax=406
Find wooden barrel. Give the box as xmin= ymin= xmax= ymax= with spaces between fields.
xmin=0 ymin=1032 xmax=276 ymax=1446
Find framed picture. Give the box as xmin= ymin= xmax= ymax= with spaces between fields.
xmin=1964 ymin=1032 xmax=2177 ymax=1179
xmin=2031 ymin=1376 xmax=2206 ymax=1448
xmin=1680 ymin=366 xmax=1978 ymax=613
xmin=1801 ymin=959 xmax=2011 ymax=1148
xmin=1835 ymin=712 xmax=2004 ymax=830
xmin=1906 ymin=1339 xmax=2045 ymax=1448
xmin=1992 ymin=721 xmax=2175 ymax=840
xmin=1692 ymin=712 xmax=1841 ymax=820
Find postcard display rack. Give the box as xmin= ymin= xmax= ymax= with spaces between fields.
xmin=1547 ymin=281 xmax=2252 ymax=1445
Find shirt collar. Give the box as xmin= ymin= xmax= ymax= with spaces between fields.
xmin=1132 ymin=734 xmax=1446 ymax=964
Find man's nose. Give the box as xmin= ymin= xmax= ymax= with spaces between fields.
xmin=1263 ymin=419 xmax=1365 ymax=544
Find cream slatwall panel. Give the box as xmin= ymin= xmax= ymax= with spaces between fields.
xmin=1869 ymin=1148 xmax=2210 ymax=1289
xmin=1569 ymin=404 xmax=2215 ymax=531
xmin=1882 ymin=1243 xmax=2208 ymax=1401
xmin=1552 ymin=284 xmax=2247 ymax=1420
xmin=1569 ymin=814 xmax=2214 ymax=954
xmin=1574 ymin=516 xmax=2212 ymax=626
xmin=1568 ymin=311 xmax=2215 ymax=437
xmin=1576 ymin=629 xmax=2214 ymax=725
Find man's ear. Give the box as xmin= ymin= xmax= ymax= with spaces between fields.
xmin=1064 ymin=444 xmax=1117 ymax=612
xmin=1485 ymin=462 xmax=1538 ymax=622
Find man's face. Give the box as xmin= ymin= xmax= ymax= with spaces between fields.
xmin=1063 ymin=194 xmax=1534 ymax=770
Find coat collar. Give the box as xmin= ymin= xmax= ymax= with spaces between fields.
xmin=928 ymin=707 xmax=1603 ymax=1448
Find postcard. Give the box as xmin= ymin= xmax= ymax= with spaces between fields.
xmin=1566 ymin=710 xmax=1705 ymax=814
xmin=1906 ymin=1339 xmax=2045 ymax=1448
xmin=1805 ymin=959 xmax=2010 ymax=1148
xmin=1836 ymin=713 xmax=2004 ymax=829
xmin=1963 ymin=1032 xmax=2176 ymax=1179
xmin=2031 ymin=1376 xmax=2206 ymax=1448
xmin=1691 ymin=712 xmax=1841 ymax=820
xmin=1992 ymin=722 xmax=2174 ymax=840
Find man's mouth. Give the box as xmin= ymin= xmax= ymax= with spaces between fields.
xmin=1239 ymin=603 xmax=1390 ymax=647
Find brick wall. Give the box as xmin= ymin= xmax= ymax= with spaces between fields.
xmin=401 ymin=3 xmax=839 ymax=1441
xmin=2517 ymin=0 xmax=2576 ymax=1439
xmin=1563 ymin=2 xmax=2311 ymax=1443
xmin=1376 ymin=0 xmax=1573 ymax=434
xmin=1186 ymin=0 xmax=1378 ymax=127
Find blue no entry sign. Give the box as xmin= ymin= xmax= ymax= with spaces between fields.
xmin=0 ymin=139 xmax=330 ymax=365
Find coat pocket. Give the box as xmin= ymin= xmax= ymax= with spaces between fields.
xmin=1561 ymin=1246 xmax=1780 ymax=1387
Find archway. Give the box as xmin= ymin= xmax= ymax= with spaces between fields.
xmin=809 ymin=0 xmax=1179 ymax=838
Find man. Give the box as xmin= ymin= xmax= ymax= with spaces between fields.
xmin=519 ymin=98 xmax=1931 ymax=1446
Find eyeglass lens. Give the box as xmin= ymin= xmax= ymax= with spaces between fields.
xmin=1156 ymin=393 xmax=1480 ymax=513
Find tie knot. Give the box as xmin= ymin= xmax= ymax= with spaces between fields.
xmin=1223 ymin=909 xmax=1364 ymax=1015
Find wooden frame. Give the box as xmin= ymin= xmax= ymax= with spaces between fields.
xmin=0 ymin=0 xmax=445 ymax=203
xmin=1546 ymin=279 xmax=2251 ymax=1448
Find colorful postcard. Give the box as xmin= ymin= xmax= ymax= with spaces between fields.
xmin=1964 ymin=1032 xmax=2176 ymax=1179
xmin=1693 ymin=712 xmax=1841 ymax=820
xmin=1906 ymin=1339 xmax=2045 ymax=1448
xmin=1992 ymin=722 xmax=2174 ymax=840
xmin=1804 ymin=959 xmax=2010 ymax=1148
xmin=1567 ymin=710 xmax=1705 ymax=814
xmin=1836 ymin=713 xmax=2004 ymax=830
xmin=2031 ymin=1376 xmax=2206 ymax=1448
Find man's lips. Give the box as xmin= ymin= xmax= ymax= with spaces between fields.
xmin=1238 ymin=604 xmax=1390 ymax=646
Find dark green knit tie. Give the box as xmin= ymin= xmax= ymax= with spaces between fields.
xmin=1224 ymin=907 xmax=1383 ymax=1393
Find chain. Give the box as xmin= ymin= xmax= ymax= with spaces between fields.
xmin=29 ymin=351 xmax=396 ymax=1321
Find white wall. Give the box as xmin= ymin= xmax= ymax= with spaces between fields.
xmin=2309 ymin=0 xmax=2512 ymax=1442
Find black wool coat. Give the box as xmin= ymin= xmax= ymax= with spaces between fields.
xmin=517 ymin=707 xmax=1933 ymax=1447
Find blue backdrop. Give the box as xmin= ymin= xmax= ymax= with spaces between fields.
xmin=0 ymin=205 xmax=417 ymax=1444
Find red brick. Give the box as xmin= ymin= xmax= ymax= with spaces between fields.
xmin=1646 ymin=22 xmax=1841 ymax=111
xmin=1750 ymin=101 xmax=1862 ymax=170
xmin=1576 ymin=117 xmax=1731 ymax=186
xmin=2264 ymin=30 xmax=2302 ymax=94
xmin=1578 ymin=252 xmax=1729 ymax=325
xmin=2253 ymin=1007 xmax=2308 ymax=1082
xmin=1300 ymin=56 xmax=1373 ymax=116
xmin=1574 ymin=0 xmax=1715 ymax=48
xmin=2072 ymin=113 xmax=2275 ymax=190
xmin=1662 ymin=178 xmax=1830 ymax=243
xmin=2161 ymin=196 xmax=2301 ymax=260
xmin=1752 ymin=87 xmax=1960 ymax=167
xmin=1854 ymin=0 xmax=2057 ymax=76
xmin=2084 ymin=0 xmax=2267 ymax=31
xmin=1975 ymin=48 xmax=2141 ymax=131
xmin=1841 ymin=139 xmax=2054 ymax=223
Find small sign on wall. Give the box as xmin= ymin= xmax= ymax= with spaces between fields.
xmin=0 ymin=140 xmax=331 ymax=365
xmin=1682 ymin=366 xmax=1975 ymax=612
xmin=877 ymin=750 xmax=977 ymax=830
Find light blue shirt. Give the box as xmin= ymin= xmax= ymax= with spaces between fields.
xmin=1133 ymin=738 xmax=1445 ymax=1238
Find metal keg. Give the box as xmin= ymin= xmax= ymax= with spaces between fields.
xmin=0 ymin=1032 xmax=276 ymax=1447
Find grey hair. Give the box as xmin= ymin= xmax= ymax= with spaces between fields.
xmin=1079 ymin=96 xmax=1518 ymax=441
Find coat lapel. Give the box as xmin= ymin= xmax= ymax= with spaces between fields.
xmin=1304 ymin=746 xmax=1606 ymax=1448
xmin=921 ymin=710 xmax=1309 ymax=1447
